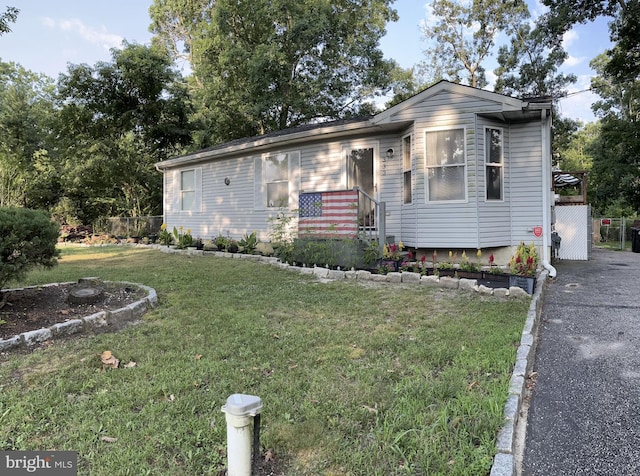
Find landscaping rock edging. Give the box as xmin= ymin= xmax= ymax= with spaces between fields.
xmin=0 ymin=280 xmax=158 ymax=352
xmin=490 ymin=269 xmax=548 ymax=476
xmin=155 ymin=245 xmax=534 ymax=299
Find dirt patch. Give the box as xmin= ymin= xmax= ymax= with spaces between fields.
xmin=0 ymin=283 xmax=146 ymax=340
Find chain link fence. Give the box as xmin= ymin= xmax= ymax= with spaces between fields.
xmin=93 ymin=216 xmax=163 ymax=238
xmin=593 ymin=217 xmax=638 ymax=250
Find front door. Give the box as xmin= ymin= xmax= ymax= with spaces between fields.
xmin=346 ymin=147 xmax=375 ymax=228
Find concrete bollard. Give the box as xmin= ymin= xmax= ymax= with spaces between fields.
xmin=221 ymin=394 xmax=263 ymax=476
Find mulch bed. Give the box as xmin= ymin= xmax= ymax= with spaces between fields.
xmin=0 ymin=283 xmax=145 ymax=340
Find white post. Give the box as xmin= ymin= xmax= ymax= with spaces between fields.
xmin=221 ymin=394 xmax=263 ymax=476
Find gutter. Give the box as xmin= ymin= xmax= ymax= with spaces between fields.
xmin=540 ymin=109 xmax=557 ymax=278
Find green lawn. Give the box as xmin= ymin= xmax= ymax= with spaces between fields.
xmin=0 ymin=246 xmax=529 ymax=475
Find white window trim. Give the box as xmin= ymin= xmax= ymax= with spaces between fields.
xmin=485 ymin=126 xmax=504 ymax=202
xmin=264 ymin=152 xmax=290 ymax=209
xmin=254 ymin=151 xmax=300 ymax=210
xmin=177 ymin=167 xmax=202 ymax=213
xmin=341 ymin=141 xmax=379 ymax=198
xmin=424 ymin=126 xmax=468 ymax=204
xmin=402 ymin=134 xmax=413 ymax=205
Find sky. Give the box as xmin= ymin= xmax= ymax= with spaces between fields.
xmin=0 ymin=0 xmax=614 ymax=124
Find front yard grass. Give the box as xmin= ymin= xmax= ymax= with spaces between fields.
xmin=0 ymin=246 xmax=529 ymax=475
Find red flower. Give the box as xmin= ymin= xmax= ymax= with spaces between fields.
xmin=420 ymin=255 xmax=426 ymax=264
xmin=407 ymin=251 xmax=413 ymax=260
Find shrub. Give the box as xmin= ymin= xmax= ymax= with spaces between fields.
xmin=0 ymin=207 xmax=60 ymax=289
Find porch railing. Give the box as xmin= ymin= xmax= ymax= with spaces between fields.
xmin=355 ymin=188 xmax=386 ymax=255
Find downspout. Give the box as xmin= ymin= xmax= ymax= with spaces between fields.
xmin=540 ymin=108 xmax=557 ymax=278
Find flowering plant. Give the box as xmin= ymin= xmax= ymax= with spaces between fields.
xmin=158 ymin=223 xmax=173 ymax=246
xmin=460 ymin=250 xmax=480 ymax=272
xmin=383 ymin=241 xmax=404 ymax=260
xmin=173 ymin=226 xmax=193 ymax=249
xmin=509 ymin=242 xmax=539 ymax=276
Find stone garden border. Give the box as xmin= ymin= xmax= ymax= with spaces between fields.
xmin=0 ymin=280 xmax=158 ymax=352
xmin=156 ymin=244 xmax=536 ymax=299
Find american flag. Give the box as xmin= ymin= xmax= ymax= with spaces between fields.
xmin=298 ymin=190 xmax=359 ymax=238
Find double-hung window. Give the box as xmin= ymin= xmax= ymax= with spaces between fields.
xmin=425 ymin=128 xmax=466 ymax=201
xmin=485 ymin=128 xmax=503 ymax=201
xmin=403 ymin=135 xmax=412 ymax=204
xmin=180 ymin=170 xmax=196 ymax=211
xmin=265 ymin=153 xmax=289 ymax=208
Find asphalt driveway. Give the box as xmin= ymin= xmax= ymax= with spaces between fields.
xmin=522 ymin=247 xmax=640 ymax=475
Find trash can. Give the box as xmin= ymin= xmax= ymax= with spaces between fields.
xmin=632 ymin=227 xmax=640 ymax=253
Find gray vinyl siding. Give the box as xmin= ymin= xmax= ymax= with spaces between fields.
xmin=477 ymin=118 xmax=511 ymax=247
xmin=509 ymin=123 xmax=543 ymax=244
xmin=396 ymin=91 xmax=484 ymax=248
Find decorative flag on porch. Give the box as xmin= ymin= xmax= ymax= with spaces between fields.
xmin=298 ymin=190 xmax=359 ymax=237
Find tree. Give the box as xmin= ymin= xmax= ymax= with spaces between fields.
xmin=587 ymin=52 xmax=640 ymax=214
xmin=0 ymin=207 xmax=59 ymax=293
xmin=494 ymin=23 xmax=575 ymax=99
xmin=0 ymin=6 xmax=18 ymax=36
xmin=55 ymin=43 xmax=193 ymax=223
xmin=0 ymin=61 xmax=59 ymax=210
xmin=150 ymin=0 xmax=398 ymax=146
xmin=420 ymin=0 xmax=528 ymax=88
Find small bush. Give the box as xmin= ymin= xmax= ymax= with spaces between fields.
xmin=0 ymin=207 xmax=60 ymax=289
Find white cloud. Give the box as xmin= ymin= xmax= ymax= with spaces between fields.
xmin=41 ymin=17 xmax=56 ymax=29
xmin=42 ymin=17 xmax=123 ymax=50
xmin=564 ymin=55 xmax=586 ymax=67
xmin=562 ymin=30 xmax=578 ymax=48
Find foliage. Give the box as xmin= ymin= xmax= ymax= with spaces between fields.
xmin=213 ymin=233 xmax=229 ymax=251
xmin=268 ymin=209 xmax=296 ymax=263
xmin=172 ymin=226 xmax=193 ymax=249
xmin=494 ymin=22 xmax=576 ymax=99
xmin=238 ymin=231 xmax=259 ymax=254
xmin=0 ymin=62 xmax=59 ymax=210
xmin=460 ymin=250 xmax=480 ymax=272
xmin=2 ymin=246 xmax=529 ymax=474
xmin=509 ymin=242 xmax=539 ymax=276
xmin=150 ymin=0 xmax=398 ymax=147
xmin=0 ymin=207 xmax=59 ymax=289
xmin=362 ymin=240 xmax=381 ymax=266
xmin=0 ymin=6 xmax=18 ymax=35
xmin=587 ymin=52 xmax=640 ymax=214
xmin=382 ymin=241 xmax=403 ymax=261
xmin=420 ymin=0 xmax=528 ymax=88
xmin=158 ymin=223 xmax=172 ymax=246
xmin=55 ymin=43 xmax=193 ymax=222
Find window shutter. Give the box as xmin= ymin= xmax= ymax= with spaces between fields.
xmin=288 ymin=151 xmax=300 ymax=210
xmin=195 ymin=167 xmax=202 ymax=212
xmin=254 ymin=157 xmax=264 ymax=210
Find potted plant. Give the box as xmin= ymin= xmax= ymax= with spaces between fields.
xmin=227 ymin=239 xmax=239 ymax=253
xmin=457 ymin=250 xmax=482 ymax=279
xmin=509 ymin=242 xmax=539 ymax=294
xmin=382 ymin=242 xmax=406 ymax=272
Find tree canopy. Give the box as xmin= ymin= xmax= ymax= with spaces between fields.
xmin=151 ymin=0 xmax=398 ymax=146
